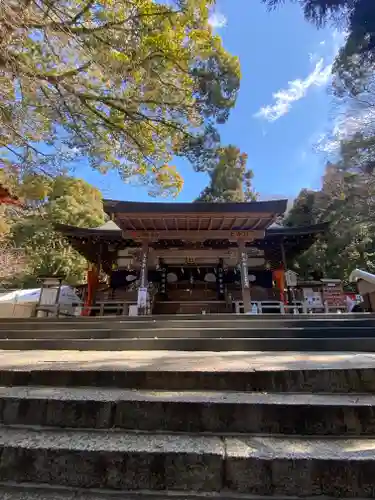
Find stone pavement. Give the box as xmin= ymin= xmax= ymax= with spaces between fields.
xmin=1 ymin=349 xmax=375 ymax=371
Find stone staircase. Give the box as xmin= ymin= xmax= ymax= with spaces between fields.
xmin=1 ymin=354 xmax=375 ymax=498
xmin=0 ymin=313 xmax=375 ymax=350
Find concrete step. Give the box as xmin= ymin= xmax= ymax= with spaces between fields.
xmin=2 ymin=325 xmax=375 ymax=339
xmin=1 ymin=316 xmax=375 ymax=331
xmin=0 ymin=427 xmax=373 ymax=496
xmin=0 ymin=366 xmax=374 ymax=393
xmin=2 ymin=336 xmax=375 ymax=351
xmin=1 ymin=386 xmax=375 ymax=435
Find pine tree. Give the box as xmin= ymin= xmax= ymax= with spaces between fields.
xmin=195 ymin=146 xmax=258 ymax=202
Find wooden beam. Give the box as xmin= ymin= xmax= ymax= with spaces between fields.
xmin=218 ymin=217 xmax=227 ymax=230
xmin=155 ymin=249 xmax=236 ymax=259
xmin=125 ymin=217 xmax=137 ymax=230
xmin=122 ymin=229 xmax=265 ymax=241
xmin=252 ymin=218 xmax=263 ymax=230
xmin=119 ymin=211 xmax=277 ymax=219
xmin=237 ymin=217 xmax=249 ymax=230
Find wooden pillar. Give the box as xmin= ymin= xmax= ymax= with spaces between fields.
xmin=137 ymin=242 xmax=149 ymax=315
xmin=92 ymin=242 xmax=102 ymax=307
xmin=280 ymin=241 xmax=290 ymax=304
xmin=82 ymin=263 xmax=98 ymax=316
xmin=280 ymin=240 xmax=287 ymax=269
xmin=238 ymin=242 xmax=251 ymax=313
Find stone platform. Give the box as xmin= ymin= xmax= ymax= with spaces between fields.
xmin=1 ymin=316 xmax=375 ymax=498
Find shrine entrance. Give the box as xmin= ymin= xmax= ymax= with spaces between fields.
xmin=152 ymin=265 xmax=227 ymax=315
xmin=55 ymin=200 xmax=329 ymax=316
xmin=103 ymin=199 xmax=288 ymax=315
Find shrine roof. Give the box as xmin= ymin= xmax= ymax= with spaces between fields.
xmin=103 ymin=199 xmax=288 ymax=215
xmin=265 ymin=222 xmax=329 ymax=238
xmin=103 ymin=199 xmax=288 ymax=233
xmin=54 ymin=217 xmax=328 ymax=267
xmin=54 ymin=220 xmax=328 ymax=243
xmin=54 ymin=222 xmax=123 ymax=240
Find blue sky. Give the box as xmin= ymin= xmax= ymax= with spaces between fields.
xmin=75 ymin=0 xmax=346 ymax=203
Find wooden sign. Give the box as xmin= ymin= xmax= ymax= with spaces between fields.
xmin=322 ymin=280 xmax=346 ymax=308
xmin=231 ymin=231 xmax=255 ymax=239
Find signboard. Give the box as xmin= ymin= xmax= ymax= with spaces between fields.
xmin=139 ymin=248 xmax=148 ymax=288
xmin=137 ymin=287 xmax=148 ymax=309
xmin=240 ymin=251 xmax=249 ymax=288
xmin=285 ymin=270 xmax=298 ymax=287
xmin=303 ymin=289 xmax=323 ymax=308
xmin=322 ymin=280 xmax=346 ymax=309
xmin=231 ymin=231 xmax=255 ymax=239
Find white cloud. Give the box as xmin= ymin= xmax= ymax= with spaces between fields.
xmin=255 ymin=60 xmax=333 ymax=122
xmin=255 ymin=30 xmax=347 ymax=122
xmin=208 ymin=11 xmax=227 ymax=29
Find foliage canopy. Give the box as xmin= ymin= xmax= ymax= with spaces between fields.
xmin=285 ymin=162 xmax=375 ymax=282
xmin=0 ymin=167 xmax=105 ymax=287
xmin=0 ymin=0 xmax=240 ymax=196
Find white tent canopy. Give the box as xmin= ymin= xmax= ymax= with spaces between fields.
xmin=349 ymin=269 xmax=375 ymax=285
xmin=349 ymin=269 xmax=375 ymax=298
xmin=0 ymin=286 xmax=82 ymax=318
xmin=0 ymin=286 xmax=81 ymax=304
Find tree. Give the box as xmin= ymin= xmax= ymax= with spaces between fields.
xmin=1 ymin=168 xmax=105 ymax=287
xmin=195 ymin=145 xmax=258 ymax=202
xmin=328 ymin=61 xmax=375 ymax=171
xmin=0 ymin=0 xmax=240 ymax=197
xmin=284 ymin=162 xmax=375 ymax=281
xmin=0 ymin=242 xmax=26 ymax=286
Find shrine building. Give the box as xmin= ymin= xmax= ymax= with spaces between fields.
xmin=55 ymin=199 xmax=328 ymax=315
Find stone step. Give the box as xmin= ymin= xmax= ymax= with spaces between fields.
xmin=2 ymin=313 xmax=372 ymax=321
xmin=1 ymin=386 xmax=375 ymax=435
xmin=1 ymin=484 xmax=307 ymax=500
xmin=1 ymin=315 xmax=375 ymax=331
xmin=1 ymin=336 xmax=375 ymax=350
xmin=2 ymin=485 xmax=368 ymax=500
xmin=2 ymin=325 xmax=375 ymax=339
xmin=1 ymin=366 xmax=374 ymax=393
xmin=0 ymin=485 xmax=78 ymax=500
xmin=0 ymin=427 xmax=373 ymax=496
